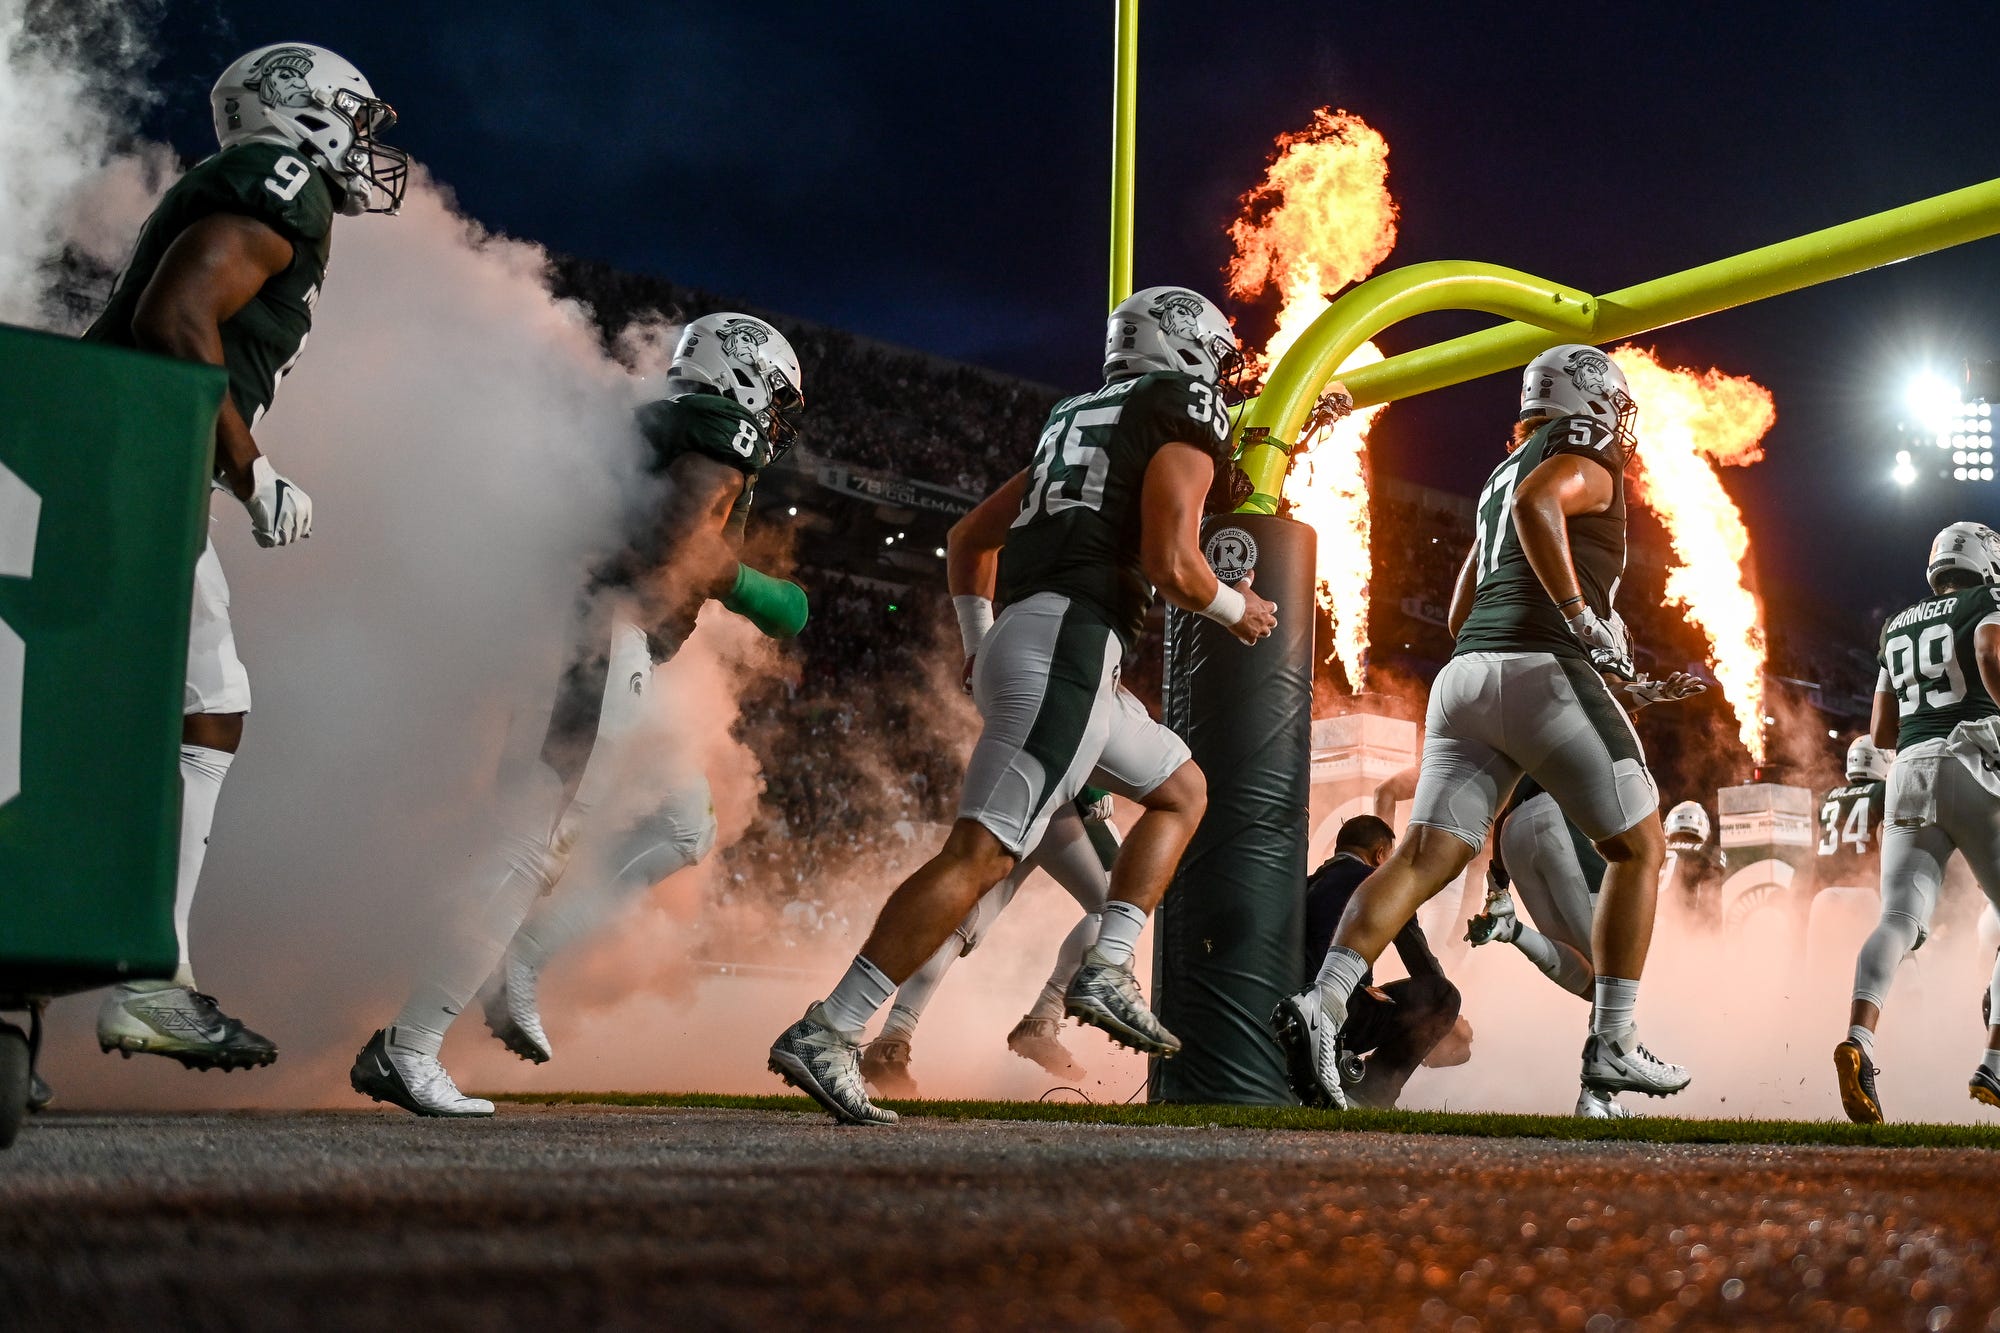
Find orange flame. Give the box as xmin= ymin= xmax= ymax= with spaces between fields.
xmin=1226 ymin=108 xmax=1398 ymax=686
xmin=1610 ymin=346 xmax=1777 ymax=763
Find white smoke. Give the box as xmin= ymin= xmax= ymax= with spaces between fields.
xmin=0 ymin=6 xmax=740 ymax=1107
xmin=0 ymin=0 xmax=155 ymax=323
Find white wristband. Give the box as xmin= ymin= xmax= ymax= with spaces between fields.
xmin=953 ymin=595 xmax=994 ymax=657
xmin=1198 ymin=581 xmax=1247 ymax=627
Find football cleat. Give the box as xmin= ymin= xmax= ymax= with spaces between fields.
xmin=479 ymin=952 xmax=553 ymax=1065
xmin=96 ymin=983 xmax=277 ymax=1071
xmin=1833 ymin=1039 xmax=1884 ymax=1124
xmin=1065 ymin=949 xmax=1181 ymax=1057
xmin=26 ymin=1070 xmax=52 ymax=1113
xmin=1270 ymin=991 xmax=1350 ymax=1110
xmin=349 ymin=1028 xmax=494 ymax=1117
xmin=1580 ymin=1031 xmax=1690 ymax=1098
xmin=1968 ymin=1064 xmax=2000 ymax=1111
xmin=1006 ymin=1016 xmax=1087 ymax=1082
xmin=1575 ymin=1085 xmax=1634 ymax=1119
xmin=1465 ymin=882 xmax=1520 ymax=947
xmin=859 ymin=1036 xmax=919 ymax=1099
xmin=769 ymin=1004 xmax=897 ymax=1126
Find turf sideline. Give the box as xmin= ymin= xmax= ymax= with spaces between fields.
xmin=485 ymin=1091 xmax=2000 ymax=1149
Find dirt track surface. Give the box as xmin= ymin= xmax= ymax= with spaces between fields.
xmin=2 ymin=1106 xmax=1997 ymax=1331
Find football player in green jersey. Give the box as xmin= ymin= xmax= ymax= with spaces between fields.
xmin=351 ymin=314 xmax=808 ymax=1116
xmin=81 ymin=43 xmax=407 ymax=1074
xmin=1817 ymin=736 xmax=1890 ymax=891
xmin=1277 ymin=344 xmax=1692 ymax=1112
xmin=1838 ymin=522 xmax=2000 ymax=1123
xmin=770 ymin=286 xmax=1277 ymax=1126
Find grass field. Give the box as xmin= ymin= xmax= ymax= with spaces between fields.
xmin=491 ymin=1089 xmax=2000 ymax=1150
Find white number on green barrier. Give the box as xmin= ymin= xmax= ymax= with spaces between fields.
xmin=0 ymin=459 xmax=41 ymax=808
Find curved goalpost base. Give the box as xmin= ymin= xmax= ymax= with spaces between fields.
xmin=1156 ymin=176 xmax=2000 ymax=1104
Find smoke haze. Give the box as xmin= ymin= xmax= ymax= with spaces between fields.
xmin=7 ymin=2 xmax=1994 ymax=1127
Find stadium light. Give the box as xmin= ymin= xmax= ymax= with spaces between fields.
xmin=1893 ymin=450 xmax=1917 ymax=486
xmin=1907 ymin=371 xmax=1963 ymax=434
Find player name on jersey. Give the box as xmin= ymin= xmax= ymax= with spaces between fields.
xmin=1878 ymin=583 xmax=2000 ymax=748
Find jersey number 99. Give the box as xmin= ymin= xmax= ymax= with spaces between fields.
xmin=1884 ymin=623 xmax=1967 ymax=716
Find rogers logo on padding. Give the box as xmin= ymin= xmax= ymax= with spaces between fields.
xmin=1204 ymin=527 xmax=1257 ymax=584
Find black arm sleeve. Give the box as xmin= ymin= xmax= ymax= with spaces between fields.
xmin=1391 ymin=916 xmax=1446 ymax=984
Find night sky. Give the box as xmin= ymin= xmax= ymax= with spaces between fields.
xmin=145 ymin=3 xmax=2000 ymax=627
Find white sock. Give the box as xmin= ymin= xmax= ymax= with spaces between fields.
xmin=1030 ymin=909 xmax=1099 ymax=1022
xmin=878 ymin=936 xmax=958 ymax=1040
xmin=1312 ymin=946 xmax=1369 ymax=1027
xmin=878 ymin=1003 xmax=921 ymax=1042
xmin=1511 ymin=927 xmax=1594 ymax=997
xmin=173 ymin=744 xmax=234 ymax=991
xmin=1849 ymin=1025 xmax=1877 ymax=1057
xmin=1034 ymin=910 xmax=1100 ymax=1018
xmin=393 ymin=830 xmax=563 ymax=1059
xmin=1981 ymin=1048 xmax=2000 ymax=1080
xmin=821 ymin=955 xmax=895 ymax=1035
xmin=511 ymin=845 xmax=692 ymax=976
xmin=1592 ymin=975 xmax=1640 ymax=1044
xmin=1091 ymin=901 xmax=1148 ymax=969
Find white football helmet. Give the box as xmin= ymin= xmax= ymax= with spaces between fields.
xmin=1925 ymin=520 xmax=2000 ymax=593
xmin=212 ymin=43 xmax=408 ymax=216
xmin=1520 ymin=344 xmax=1637 ymax=452
xmin=1845 ymin=736 xmax=1891 ymax=783
xmin=1104 ymin=286 xmax=1244 ymax=396
xmin=665 ymin=313 xmax=805 ymax=453
xmin=1663 ymin=800 xmax=1710 ymax=849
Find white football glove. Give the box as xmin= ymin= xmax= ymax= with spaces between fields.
xmin=1621 ymin=671 xmax=1708 ymax=708
xmin=1076 ymin=788 xmax=1115 ymax=824
xmin=1567 ymin=605 xmax=1634 ymax=679
xmin=245 ymin=455 xmax=313 ymax=548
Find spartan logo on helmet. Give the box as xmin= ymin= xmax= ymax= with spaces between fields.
xmin=716 ymin=318 xmax=771 ymax=367
xmin=1148 ymin=290 xmax=1207 ymax=342
xmin=1563 ymin=348 xmax=1617 ymax=397
xmin=242 ymin=46 xmax=318 ymax=110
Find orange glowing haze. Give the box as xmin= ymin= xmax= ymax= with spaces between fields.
xmin=1226 ymin=108 xmax=1398 ymax=686
xmin=1610 ymin=346 xmax=1777 ymax=763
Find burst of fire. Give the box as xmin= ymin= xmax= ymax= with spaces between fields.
xmin=1610 ymin=346 xmax=1777 ymax=763
xmin=1225 ymin=108 xmax=1398 ymax=687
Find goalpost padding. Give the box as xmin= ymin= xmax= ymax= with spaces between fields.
xmin=1153 ymin=514 xmax=1315 ymax=1104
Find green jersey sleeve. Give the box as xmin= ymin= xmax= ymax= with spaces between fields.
xmin=636 ymin=392 xmax=773 ymax=478
xmin=188 ymin=142 xmax=336 ymax=247
xmin=1120 ymin=371 xmax=1233 ymax=463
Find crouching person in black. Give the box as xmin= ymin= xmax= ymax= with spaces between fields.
xmin=1303 ymin=816 xmax=1467 ymax=1108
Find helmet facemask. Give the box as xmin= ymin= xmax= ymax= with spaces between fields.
xmin=322 ymin=89 xmax=408 ymax=215
xmin=761 ymin=368 xmax=804 ymax=459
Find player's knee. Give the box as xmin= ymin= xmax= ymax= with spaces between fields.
xmin=183 ymin=711 xmax=245 ymax=753
xmin=1142 ymin=759 xmax=1206 ymax=820
xmin=1596 ymin=812 xmax=1664 ymax=869
xmin=1396 ymin=824 xmax=1477 ymax=883
xmin=1876 ymin=908 xmax=1925 ymax=950
xmin=943 ymin=818 xmax=1018 ymax=886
